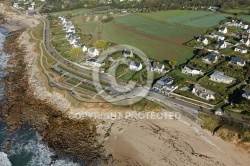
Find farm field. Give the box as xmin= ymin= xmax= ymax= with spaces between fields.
xmin=102 ymin=10 xmax=222 ymax=64
xmin=63 ymin=10 xmax=235 ymax=64
xmin=141 ymin=11 xmax=231 ymax=28
xmin=72 ymin=15 xmax=100 ymax=40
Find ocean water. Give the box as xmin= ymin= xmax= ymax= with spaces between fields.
xmin=0 ymin=30 xmax=79 ymax=166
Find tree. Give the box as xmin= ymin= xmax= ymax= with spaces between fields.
xmin=69 ymin=47 xmax=83 ymax=60
xmin=93 ymin=40 xmax=107 ymax=49
xmin=169 ymin=60 xmax=177 ymax=69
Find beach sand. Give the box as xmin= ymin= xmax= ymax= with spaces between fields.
xmin=105 ymin=118 xmax=250 ymax=166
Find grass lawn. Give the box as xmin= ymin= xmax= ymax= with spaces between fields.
xmin=226 ymin=9 xmax=249 ymax=14
xmin=240 ymin=15 xmax=250 ymax=23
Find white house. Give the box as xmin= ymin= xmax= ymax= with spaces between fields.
xmin=230 ymin=56 xmax=246 ymax=66
xmin=215 ymin=109 xmax=224 ymax=115
xmin=247 ymin=29 xmax=250 ymax=33
xmin=182 ymin=66 xmax=203 ymax=75
xmin=242 ymin=90 xmax=250 ymax=100
xmin=203 ymin=52 xmax=218 ymax=64
xmin=151 ymin=62 xmax=165 ymax=73
xmin=234 ymin=46 xmax=248 ymax=54
xmin=210 ymin=71 xmax=234 ymax=84
xmin=217 ymin=35 xmax=225 ymax=41
xmin=240 ymin=24 xmax=249 ymax=30
xmin=129 ymin=61 xmax=142 ymax=71
xmin=86 ymin=58 xmax=104 ymax=67
xmin=197 ymin=36 xmax=208 ymax=45
xmin=219 ymin=27 xmax=227 ymax=34
xmin=13 ymin=3 xmax=19 ymax=9
xmin=192 ymin=84 xmax=215 ymax=100
xmin=88 ymin=47 xmax=99 ymax=57
xmin=210 ymin=33 xmax=225 ymax=41
xmin=240 ymin=38 xmax=250 ymax=46
xmin=82 ymin=45 xmax=88 ymax=52
xmin=217 ymin=40 xmax=227 ymax=49
xmin=122 ymin=49 xmax=133 ymax=57
xmin=28 ymin=6 xmax=34 ymax=11
xmin=152 ymin=76 xmax=178 ymax=93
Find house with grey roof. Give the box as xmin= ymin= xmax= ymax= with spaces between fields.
xmin=129 ymin=61 xmax=142 ymax=71
xmin=230 ymin=57 xmax=246 ymax=66
xmin=182 ymin=66 xmax=203 ymax=75
xmin=210 ymin=71 xmax=235 ymax=84
xmin=122 ymin=49 xmax=133 ymax=58
xmin=217 ymin=40 xmax=227 ymax=49
xmin=151 ymin=61 xmax=165 ymax=73
xmin=197 ymin=36 xmax=208 ymax=45
xmin=234 ymin=46 xmax=248 ymax=54
xmin=88 ymin=47 xmax=99 ymax=57
xmin=242 ymin=90 xmax=250 ymax=99
xmin=203 ymin=52 xmax=218 ymax=64
xmin=152 ymin=76 xmax=178 ymax=94
xmin=240 ymin=37 xmax=250 ymax=46
xmin=219 ymin=27 xmax=227 ymax=34
xmin=86 ymin=58 xmax=104 ymax=67
xmin=192 ymin=84 xmax=216 ymax=100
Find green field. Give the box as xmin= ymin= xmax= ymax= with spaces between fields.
xmin=65 ymin=10 xmax=234 ymax=64
xmin=141 ymin=10 xmax=231 ymax=28
xmin=226 ymin=9 xmax=249 ymax=14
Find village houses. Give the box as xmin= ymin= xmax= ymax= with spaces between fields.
xmin=182 ymin=66 xmax=203 ymax=75
xmin=192 ymin=84 xmax=216 ymax=100
xmin=203 ymin=52 xmax=218 ymax=64
xmin=210 ymin=71 xmax=235 ymax=84
xmin=234 ymin=46 xmax=248 ymax=54
xmin=151 ymin=76 xmax=178 ymax=94
xmin=197 ymin=36 xmax=208 ymax=45
xmin=230 ymin=56 xmax=246 ymax=66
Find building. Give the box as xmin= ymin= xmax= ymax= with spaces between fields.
xmin=210 ymin=71 xmax=234 ymax=84
xmin=219 ymin=27 xmax=227 ymax=34
xmin=217 ymin=40 xmax=227 ymax=49
xmin=210 ymin=32 xmax=225 ymax=41
xmin=86 ymin=58 xmax=104 ymax=67
xmin=122 ymin=49 xmax=133 ymax=57
xmin=240 ymin=24 xmax=249 ymax=30
xmin=150 ymin=61 xmax=165 ymax=73
xmin=215 ymin=109 xmax=223 ymax=115
xmin=240 ymin=38 xmax=250 ymax=46
xmin=129 ymin=61 xmax=142 ymax=71
xmin=234 ymin=46 xmax=248 ymax=54
xmin=230 ymin=57 xmax=246 ymax=66
xmin=197 ymin=36 xmax=208 ymax=45
xmin=88 ymin=47 xmax=99 ymax=57
xmin=82 ymin=45 xmax=88 ymax=52
xmin=203 ymin=52 xmax=218 ymax=64
xmin=192 ymin=84 xmax=215 ymax=100
xmin=152 ymin=76 xmax=178 ymax=94
xmin=242 ymin=90 xmax=250 ymax=99
xmin=182 ymin=66 xmax=203 ymax=75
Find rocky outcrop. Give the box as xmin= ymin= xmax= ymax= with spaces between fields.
xmin=0 ymin=30 xmax=106 ymax=165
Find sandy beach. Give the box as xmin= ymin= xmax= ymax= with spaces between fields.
xmin=0 ymin=3 xmax=250 ymax=166
xmin=105 ymin=118 xmax=250 ymax=166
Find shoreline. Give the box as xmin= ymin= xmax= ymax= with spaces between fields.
xmin=0 ymin=12 xmax=109 ymax=165
xmin=0 ymin=5 xmax=250 ymax=166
